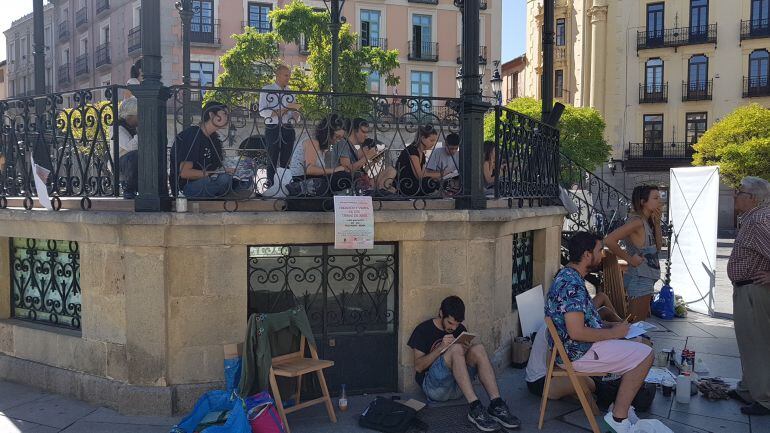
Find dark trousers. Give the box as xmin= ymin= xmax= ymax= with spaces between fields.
xmin=265 ymin=124 xmax=295 ymax=186
xmin=119 ymin=151 xmax=138 ymax=199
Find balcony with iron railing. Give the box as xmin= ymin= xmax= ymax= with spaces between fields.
xmin=359 ymin=37 xmax=388 ymax=50
xmin=58 ymin=21 xmax=70 ymax=41
xmin=625 ymin=141 xmax=695 ymax=171
xmin=75 ymin=54 xmax=89 ymax=77
xmin=636 ymin=24 xmax=717 ymax=50
xmin=409 ymin=41 xmax=439 ymax=61
xmin=75 ymin=6 xmax=88 ymax=28
xmin=555 ymin=46 xmax=567 ymax=61
xmin=96 ymin=0 xmax=110 ymax=15
xmin=95 ymin=43 xmax=111 ymax=68
xmin=58 ymin=64 xmax=71 ymax=86
xmin=128 ymin=26 xmax=142 ymax=55
xmin=682 ymin=80 xmax=713 ymax=101
xmin=740 ymin=19 xmax=770 ymax=40
xmin=190 ymin=19 xmax=221 ymax=45
xmin=456 ymin=45 xmax=487 ymax=64
xmin=638 ymin=83 xmax=668 ymax=103
xmin=743 ymin=76 xmax=770 ymax=98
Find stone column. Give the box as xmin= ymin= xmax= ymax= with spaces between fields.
xmin=588 ymin=0 xmax=608 ymax=114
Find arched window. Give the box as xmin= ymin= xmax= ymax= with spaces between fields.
xmin=645 ymin=58 xmax=664 ymax=93
xmin=688 ymin=55 xmax=708 ymax=91
xmin=749 ymin=50 xmax=769 ymax=84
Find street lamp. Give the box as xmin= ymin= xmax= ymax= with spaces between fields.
xmin=490 ymin=61 xmax=503 ymax=105
xmin=323 ymin=0 xmax=347 ymax=92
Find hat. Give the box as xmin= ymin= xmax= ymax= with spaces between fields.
xmin=119 ymin=97 xmax=138 ymax=118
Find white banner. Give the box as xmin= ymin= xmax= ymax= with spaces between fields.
xmin=669 ymin=167 xmax=720 ymax=315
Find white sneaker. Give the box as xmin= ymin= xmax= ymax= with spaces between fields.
xmin=602 ymin=411 xmax=633 ymax=433
xmin=608 ymin=404 xmax=639 ymax=424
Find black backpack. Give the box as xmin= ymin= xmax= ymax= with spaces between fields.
xmin=596 ymin=379 xmax=657 ymax=412
xmin=358 ymin=397 xmax=427 ymax=433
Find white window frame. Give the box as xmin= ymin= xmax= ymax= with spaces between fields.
xmin=99 ymin=20 xmax=110 ymax=45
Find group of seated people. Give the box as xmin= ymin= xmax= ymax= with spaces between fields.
xmin=408 ymin=231 xmax=657 ymax=433
xmin=166 ymin=100 xmax=505 ymax=200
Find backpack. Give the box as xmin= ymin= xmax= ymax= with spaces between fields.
xmin=358 ymin=397 xmax=427 ymax=433
xmin=244 ymin=392 xmax=285 ymax=433
xmin=596 ymin=379 xmax=657 ymax=412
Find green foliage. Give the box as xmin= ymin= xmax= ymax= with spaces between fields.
xmin=483 ymin=97 xmax=610 ymax=171
xmin=211 ymin=0 xmax=400 ymax=120
xmin=692 ymin=103 xmax=770 ymax=187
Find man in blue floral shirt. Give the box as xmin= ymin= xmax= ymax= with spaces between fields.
xmin=546 ymin=232 xmax=653 ymax=433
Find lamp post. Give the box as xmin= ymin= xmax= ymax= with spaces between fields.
xmin=542 ymin=0 xmax=555 ymax=120
xmin=323 ymin=0 xmax=346 ymax=92
xmin=32 ymin=0 xmax=46 ymax=96
xmin=176 ymin=0 xmax=195 ymax=129
xmin=490 ymin=61 xmax=503 ymax=105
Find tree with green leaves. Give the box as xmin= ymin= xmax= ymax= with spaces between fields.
xmin=209 ymin=0 xmax=400 ymax=119
xmin=692 ymin=103 xmax=770 ymax=187
xmin=483 ymin=97 xmax=610 ymax=171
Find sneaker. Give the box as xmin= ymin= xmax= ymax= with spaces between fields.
xmin=467 ymin=403 xmax=500 ymax=432
xmin=601 ymin=412 xmax=633 ymax=433
xmin=487 ymin=400 xmax=521 ymax=429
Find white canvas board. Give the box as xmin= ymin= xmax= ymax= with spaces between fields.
xmin=669 ymin=166 xmax=720 ymax=315
xmin=516 ymin=285 xmax=545 ymax=337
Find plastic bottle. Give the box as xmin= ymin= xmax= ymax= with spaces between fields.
xmin=676 ymin=371 xmax=691 ymax=404
xmin=338 ymin=384 xmax=348 ymax=412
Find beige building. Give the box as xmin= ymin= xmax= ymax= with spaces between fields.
xmin=501 ymin=53 xmax=527 ymax=104
xmin=0 ymin=61 xmax=7 ymax=100
xmin=38 ymin=0 xmax=500 ymax=99
xmin=3 ymin=3 xmax=55 ymax=97
xmin=525 ymin=0 xmax=770 ymax=227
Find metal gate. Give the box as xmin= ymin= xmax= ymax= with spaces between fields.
xmin=247 ymin=244 xmax=398 ymax=395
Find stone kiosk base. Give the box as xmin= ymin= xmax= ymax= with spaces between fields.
xmin=0 ymin=205 xmax=565 ymax=415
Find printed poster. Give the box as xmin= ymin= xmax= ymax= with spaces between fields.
xmin=334 ymin=196 xmax=374 ymax=250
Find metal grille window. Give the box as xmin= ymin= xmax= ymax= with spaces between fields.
xmin=247 ymin=244 xmax=398 ymax=394
xmin=512 ymin=232 xmax=534 ymax=309
xmin=10 ymin=238 xmax=81 ymax=330
xmin=248 ymin=3 xmax=272 ymax=33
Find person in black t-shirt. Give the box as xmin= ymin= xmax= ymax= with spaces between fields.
xmin=407 ymin=296 xmax=520 ymax=432
xmin=395 ymin=125 xmax=442 ymax=196
xmin=169 ymin=101 xmax=251 ymax=198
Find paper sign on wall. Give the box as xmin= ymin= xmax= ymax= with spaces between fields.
xmin=334 ymin=196 xmax=374 ymax=250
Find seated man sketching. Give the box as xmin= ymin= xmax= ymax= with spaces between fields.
xmin=546 ymin=232 xmax=653 ymax=433
xmin=407 ymin=296 xmax=520 ymax=432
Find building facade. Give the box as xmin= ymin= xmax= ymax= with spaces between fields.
xmin=3 ymin=3 xmax=55 ymax=97
xmin=501 ymin=53 xmax=527 ymax=104
xmin=0 ymin=61 xmax=7 ymax=100
xmin=525 ymin=0 xmax=769 ymax=229
xmin=33 ymin=0 xmax=500 ymax=99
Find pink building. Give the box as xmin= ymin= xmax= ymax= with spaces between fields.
xmin=48 ymin=0 xmax=501 ymax=99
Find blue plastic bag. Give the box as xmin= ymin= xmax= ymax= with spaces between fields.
xmin=651 ymin=284 xmax=675 ymax=320
xmin=170 ymin=390 xmax=250 ymax=433
xmin=224 ymin=357 xmax=242 ymax=395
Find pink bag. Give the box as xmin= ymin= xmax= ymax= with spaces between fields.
xmin=245 ymin=392 xmax=285 ymax=433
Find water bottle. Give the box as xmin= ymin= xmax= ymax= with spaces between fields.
xmin=676 ymin=371 xmax=691 ymax=404
xmin=338 ymin=384 xmax=348 ymax=412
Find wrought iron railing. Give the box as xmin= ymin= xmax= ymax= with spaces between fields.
xmin=75 ymin=54 xmax=89 ymax=77
xmin=95 ymin=43 xmax=111 ymax=68
xmin=191 ymin=19 xmax=221 ymax=45
xmin=75 ymin=6 xmax=88 ymax=27
xmin=740 ymin=19 xmax=770 ymax=40
xmin=128 ymin=26 xmax=142 ymax=55
xmin=493 ymin=105 xmax=561 ymax=205
xmin=639 ymin=83 xmax=668 ymax=103
xmin=359 ymin=37 xmax=388 ymax=50
xmin=636 ymin=24 xmax=717 ymax=50
xmin=10 ymin=237 xmax=81 ymax=330
xmin=456 ymin=45 xmax=487 ymax=64
xmin=512 ymin=231 xmax=534 ymax=309
xmin=96 ymin=0 xmax=110 ymax=15
xmin=58 ymin=64 xmax=71 ymax=86
xmin=682 ymin=80 xmax=713 ymax=101
xmin=743 ymin=76 xmax=770 ymax=98
xmin=627 ymin=142 xmax=694 ymax=160
xmin=0 ymin=85 xmax=124 ymax=210
xmin=58 ymin=21 xmax=70 ymax=41
xmin=408 ymin=41 xmax=439 ymax=61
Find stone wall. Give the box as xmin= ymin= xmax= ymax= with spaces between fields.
xmin=0 ymin=206 xmax=565 ymax=415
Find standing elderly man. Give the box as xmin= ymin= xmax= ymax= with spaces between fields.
xmin=728 ymin=176 xmax=770 ymax=416
xmin=259 ymin=64 xmax=300 ymax=188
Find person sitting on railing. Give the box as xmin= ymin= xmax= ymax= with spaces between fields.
xmin=395 ymin=124 xmax=442 ymax=197
xmin=117 ymin=97 xmax=139 ymax=199
xmin=287 ymin=114 xmax=351 ymax=196
xmin=333 ymin=118 xmax=397 ymax=193
xmin=170 ymin=101 xmax=252 ymax=199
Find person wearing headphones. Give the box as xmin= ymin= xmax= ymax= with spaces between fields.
xmin=170 ymin=101 xmax=251 ymax=198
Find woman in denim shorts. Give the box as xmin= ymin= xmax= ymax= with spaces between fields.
xmin=605 ymin=185 xmax=663 ymax=321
